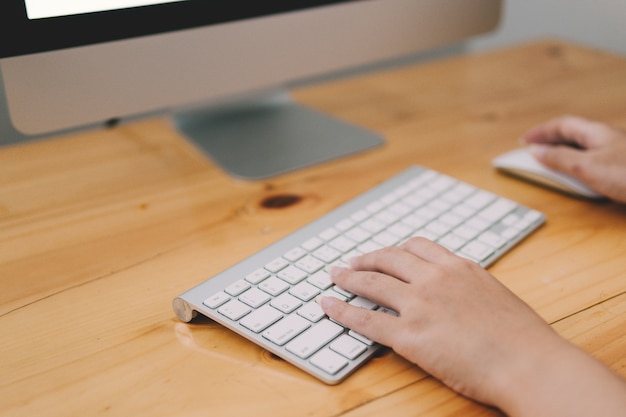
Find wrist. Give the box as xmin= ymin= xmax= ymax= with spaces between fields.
xmin=492 ymin=334 xmax=626 ymax=417
xmin=486 ymin=329 xmax=571 ymax=416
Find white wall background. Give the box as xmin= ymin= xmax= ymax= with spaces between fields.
xmin=468 ymin=0 xmax=626 ymax=56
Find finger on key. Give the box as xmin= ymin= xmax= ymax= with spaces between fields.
xmin=320 ymin=296 xmax=397 ymax=348
xmin=328 ymin=266 xmax=404 ymax=312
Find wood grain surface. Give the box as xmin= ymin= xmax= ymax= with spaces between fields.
xmin=1 ymin=39 xmax=625 ymax=417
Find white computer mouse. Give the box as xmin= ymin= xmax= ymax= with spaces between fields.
xmin=492 ymin=147 xmax=604 ymax=199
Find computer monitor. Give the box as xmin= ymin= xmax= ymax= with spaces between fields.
xmin=0 ymin=0 xmax=501 ymax=179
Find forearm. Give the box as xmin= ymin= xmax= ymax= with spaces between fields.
xmin=494 ymin=338 xmax=626 ymax=417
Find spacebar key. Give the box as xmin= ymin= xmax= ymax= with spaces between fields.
xmin=285 ymin=319 xmax=344 ymax=359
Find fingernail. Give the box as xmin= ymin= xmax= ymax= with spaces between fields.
xmin=347 ymin=255 xmax=361 ymax=268
xmin=328 ymin=265 xmax=344 ymax=277
xmin=320 ymin=296 xmax=337 ymax=310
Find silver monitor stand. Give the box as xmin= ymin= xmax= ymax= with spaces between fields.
xmin=174 ymin=91 xmax=383 ymax=180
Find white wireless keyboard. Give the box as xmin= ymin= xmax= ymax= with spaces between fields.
xmin=173 ymin=165 xmax=545 ymax=384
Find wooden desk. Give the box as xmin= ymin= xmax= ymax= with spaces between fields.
xmin=1 ymin=40 xmax=625 ymax=416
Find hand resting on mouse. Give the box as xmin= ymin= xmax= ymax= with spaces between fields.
xmin=520 ymin=115 xmax=626 ymax=204
xmin=492 ymin=147 xmax=602 ymax=199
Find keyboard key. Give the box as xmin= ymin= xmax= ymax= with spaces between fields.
xmin=387 ymin=222 xmax=413 ymax=238
xmin=428 ymin=198 xmax=452 ymax=213
xmin=425 ymin=220 xmax=452 ymax=238
xmin=373 ymin=230 xmax=400 ymax=247
xmin=402 ymin=213 xmax=429 ymax=229
xmin=454 ymin=224 xmax=480 ymax=240
xmin=439 ymin=212 xmax=464 ymax=228
xmin=335 ymin=218 xmax=355 ymax=231
xmin=348 ymin=330 xmax=375 ymax=346
xmin=307 ymin=270 xmax=333 ymax=290
xmin=350 ymin=209 xmax=370 ymax=223
xmin=357 ymin=240 xmax=383 ymax=254
xmin=438 ymin=233 xmax=467 ymax=251
xmin=246 ymin=268 xmax=271 ymax=284
xmin=361 ymin=217 xmax=386 ymax=234
xmin=297 ymin=301 xmax=326 ymax=322
xmin=388 ymin=201 xmax=412 ymax=216
xmin=525 ymin=210 xmax=543 ymax=222
xmin=415 ymin=206 xmax=439 ymax=221
xmin=313 ymin=245 xmax=341 ymax=263
xmin=218 ymin=299 xmax=251 ymax=321
xmin=501 ymin=213 xmax=521 ymax=227
xmin=502 ymin=226 xmax=521 ymax=239
xmin=349 ymin=296 xmax=378 ymax=310
xmin=240 ymin=305 xmax=283 ymax=333
xmin=466 ymin=190 xmax=496 ymax=209
xmin=290 ymin=281 xmax=320 ymax=301
xmin=283 ymin=247 xmax=307 ymax=262
xmin=286 ymin=319 xmax=344 ymax=359
xmin=224 ymin=279 xmax=251 ymax=296
xmin=301 ymin=237 xmax=323 ymax=251
xmin=277 ymin=265 xmax=308 ymax=284
xmin=295 ymin=255 xmax=325 ymax=274
xmin=319 ymin=227 xmax=339 ymax=241
xmin=330 ymin=334 xmax=368 ymax=359
xmin=263 ymin=315 xmax=310 ymax=346
xmin=329 ymin=236 xmax=358 ymax=253
xmin=374 ymin=209 xmax=400 ymax=225
xmin=310 ymin=348 xmax=349 ymax=375
xmin=478 ymin=230 xmax=507 ymax=248
xmin=460 ymin=240 xmax=494 ymax=262
xmin=465 ymin=216 xmax=491 ymax=232
xmin=204 ymin=291 xmax=230 ymax=309
xmin=265 ymin=257 xmax=289 ymax=273
xmin=365 ymin=200 xmax=384 ymax=213
xmin=452 ymin=203 xmax=477 ymax=219
xmin=271 ymin=292 xmax=302 ymax=313
xmin=333 ymin=285 xmax=355 ymax=299
xmin=345 ymin=226 xmax=372 ymax=243
xmin=413 ymin=228 xmax=438 ymax=241
xmin=259 ymin=276 xmax=290 ymax=296
xmin=430 ymin=174 xmax=455 ymax=191
xmin=479 ymin=199 xmax=516 ymax=220
xmin=321 ymin=288 xmax=348 ymax=302
xmin=239 ymin=287 xmax=271 ymax=308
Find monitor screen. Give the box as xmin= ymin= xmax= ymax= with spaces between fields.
xmin=0 ymin=0 xmax=502 ymax=179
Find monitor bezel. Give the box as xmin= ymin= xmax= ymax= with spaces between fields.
xmin=0 ymin=0 xmax=349 ymax=58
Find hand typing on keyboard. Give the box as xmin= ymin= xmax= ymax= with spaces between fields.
xmin=321 ymin=237 xmax=626 ymax=417
xmin=174 ymin=166 xmax=544 ymax=384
